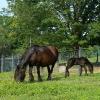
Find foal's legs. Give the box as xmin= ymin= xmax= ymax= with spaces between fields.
xmin=47 ymin=66 xmax=51 ymax=80
xmin=29 ymin=66 xmax=34 ymax=82
xmin=79 ymin=66 xmax=88 ymax=76
xmin=79 ymin=66 xmax=82 ymax=76
xmin=37 ymin=66 xmax=42 ymax=81
xmin=87 ymin=64 xmax=93 ymax=74
xmin=65 ymin=66 xmax=70 ymax=77
xmin=83 ymin=66 xmax=88 ymax=76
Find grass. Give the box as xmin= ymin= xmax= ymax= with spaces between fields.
xmin=88 ymin=56 xmax=100 ymax=63
xmin=0 ymin=68 xmax=100 ymax=100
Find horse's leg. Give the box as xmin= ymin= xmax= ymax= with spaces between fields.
xmin=37 ymin=66 xmax=42 ymax=81
xmin=83 ymin=66 xmax=88 ymax=76
xmin=50 ymin=64 xmax=55 ymax=74
xmin=46 ymin=64 xmax=54 ymax=80
xmin=65 ymin=66 xmax=70 ymax=77
xmin=87 ymin=63 xmax=93 ymax=74
xmin=29 ymin=66 xmax=34 ymax=82
xmin=47 ymin=66 xmax=51 ymax=80
xmin=79 ymin=66 xmax=82 ymax=76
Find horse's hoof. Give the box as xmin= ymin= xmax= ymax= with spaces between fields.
xmin=29 ymin=77 xmax=34 ymax=82
xmin=38 ymin=78 xmax=43 ymax=82
xmin=65 ymin=74 xmax=69 ymax=78
xmin=85 ymin=74 xmax=88 ymax=76
xmin=29 ymin=79 xmax=34 ymax=82
xmin=65 ymin=75 xmax=69 ymax=78
xmin=47 ymin=77 xmax=51 ymax=80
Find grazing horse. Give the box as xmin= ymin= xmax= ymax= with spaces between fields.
xmin=65 ymin=57 xmax=93 ymax=77
xmin=14 ymin=45 xmax=58 ymax=82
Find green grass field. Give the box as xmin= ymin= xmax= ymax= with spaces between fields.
xmin=0 ymin=69 xmax=100 ymax=100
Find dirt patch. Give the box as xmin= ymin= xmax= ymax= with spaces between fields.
xmin=93 ymin=66 xmax=100 ymax=73
xmin=58 ymin=64 xmax=100 ymax=74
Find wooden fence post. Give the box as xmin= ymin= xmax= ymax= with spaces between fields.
xmin=1 ymin=55 xmax=4 ymax=72
xmin=78 ymin=46 xmax=82 ymax=57
xmin=11 ymin=54 xmax=14 ymax=72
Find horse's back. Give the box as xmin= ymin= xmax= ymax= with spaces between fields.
xmin=79 ymin=57 xmax=90 ymax=64
xmin=67 ymin=57 xmax=89 ymax=66
xmin=37 ymin=46 xmax=58 ymax=58
xmin=47 ymin=46 xmax=58 ymax=56
xmin=30 ymin=45 xmax=58 ymax=66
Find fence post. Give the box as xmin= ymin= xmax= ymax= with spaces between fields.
xmin=1 ymin=55 xmax=4 ymax=72
xmin=17 ymin=55 xmax=20 ymax=65
xmin=11 ymin=54 xmax=14 ymax=72
xmin=96 ymin=48 xmax=99 ymax=63
xmin=78 ymin=46 xmax=82 ymax=57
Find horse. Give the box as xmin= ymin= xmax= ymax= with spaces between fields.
xmin=14 ymin=45 xmax=58 ymax=82
xmin=65 ymin=57 xmax=93 ymax=77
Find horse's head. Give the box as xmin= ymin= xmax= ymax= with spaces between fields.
xmin=14 ymin=64 xmax=26 ymax=82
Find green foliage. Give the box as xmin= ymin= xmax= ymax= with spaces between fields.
xmin=88 ymin=22 xmax=100 ymax=45
xmin=0 ymin=15 xmax=13 ymax=55
xmin=0 ymin=0 xmax=99 ymax=54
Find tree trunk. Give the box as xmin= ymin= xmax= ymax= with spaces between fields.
xmin=74 ymin=44 xmax=81 ymax=57
xmin=96 ymin=50 xmax=98 ymax=63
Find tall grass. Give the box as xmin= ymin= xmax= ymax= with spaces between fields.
xmin=0 ymin=70 xmax=100 ymax=100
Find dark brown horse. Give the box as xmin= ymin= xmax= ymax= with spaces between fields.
xmin=14 ymin=45 xmax=58 ymax=82
xmin=65 ymin=57 xmax=93 ymax=77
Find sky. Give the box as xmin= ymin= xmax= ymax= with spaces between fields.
xmin=0 ymin=0 xmax=8 ymax=11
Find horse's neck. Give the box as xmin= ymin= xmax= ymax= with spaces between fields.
xmin=87 ymin=61 xmax=92 ymax=67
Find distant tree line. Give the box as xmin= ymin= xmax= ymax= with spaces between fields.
xmin=0 ymin=0 xmax=100 ymax=55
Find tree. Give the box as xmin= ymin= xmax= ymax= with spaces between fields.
xmin=0 ymin=14 xmax=11 ymax=55
xmin=50 ymin=0 xmax=100 ymax=58
xmin=6 ymin=0 xmax=100 ymax=53
xmin=7 ymin=0 xmax=67 ymax=52
xmin=88 ymin=22 xmax=100 ymax=46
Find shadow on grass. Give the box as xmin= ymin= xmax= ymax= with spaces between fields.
xmin=14 ymin=73 xmax=98 ymax=84
xmin=19 ymin=75 xmax=65 ymax=84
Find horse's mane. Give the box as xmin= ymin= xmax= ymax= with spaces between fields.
xmin=18 ymin=45 xmax=39 ymax=66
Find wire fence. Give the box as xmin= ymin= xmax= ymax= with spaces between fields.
xmin=0 ymin=48 xmax=99 ymax=72
xmin=0 ymin=55 xmax=20 ymax=72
